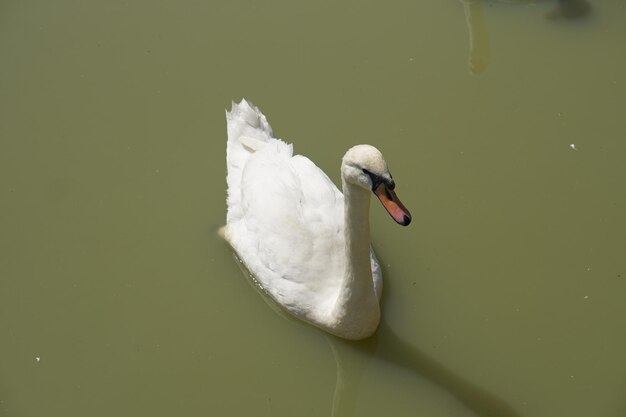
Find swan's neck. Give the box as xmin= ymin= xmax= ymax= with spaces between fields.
xmin=330 ymin=179 xmax=380 ymax=339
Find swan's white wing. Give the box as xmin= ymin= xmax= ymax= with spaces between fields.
xmin=227 ymin=141 xmax=344 ymax=320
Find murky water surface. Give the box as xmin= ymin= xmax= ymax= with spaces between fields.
xmin=1 ymin=0 xmax=625 ymax=416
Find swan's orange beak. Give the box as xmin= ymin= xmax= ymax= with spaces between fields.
xmin=374 ymin=183 xmax=411 ymax=226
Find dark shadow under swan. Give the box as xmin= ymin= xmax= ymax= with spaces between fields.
xmin=326 ymin=262 xmax=522 ymax=417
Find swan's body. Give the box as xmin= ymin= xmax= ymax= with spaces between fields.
xmin=223 ymin=100 xmax=411 ymax=340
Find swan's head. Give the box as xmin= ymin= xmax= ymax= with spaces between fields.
xmin=342 ymin=145 xmax=412 ymax=226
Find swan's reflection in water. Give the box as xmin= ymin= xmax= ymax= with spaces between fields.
xmin=458 ymin=0 xmax=592 ymax=75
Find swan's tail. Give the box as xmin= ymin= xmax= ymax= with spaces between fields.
xmin=226 ymin=99 xmax=273 ymax=153
xmin=225 ymin=99 xmax=290 ymax=224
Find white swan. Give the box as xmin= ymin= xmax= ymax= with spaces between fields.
xmin=223 ymin=99 xmax=411 ymax=340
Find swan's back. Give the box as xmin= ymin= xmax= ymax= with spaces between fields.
xmin=224 ymin=100 xmax=346 ymax=322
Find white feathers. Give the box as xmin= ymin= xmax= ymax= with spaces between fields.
xmin=224 ymin=99 xmax=384 ymax=339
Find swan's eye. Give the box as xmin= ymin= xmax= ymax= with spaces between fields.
xmin=361 ymin=168 xmax=375 ymax=180
xmin=362 ymin=168 xmax=382 ymax=190
xmin=362 ymin=168 xmax=394 ymax=190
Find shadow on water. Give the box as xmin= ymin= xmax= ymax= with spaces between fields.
xmin=328 ymin=321 xmax=522 ymax=417
xmin=326 ymin=262 xmax=522 ymax=417
xmin=458 ymin=0 xmax=592 ymax=75
xmin=546 ymin=0 xmax=592 ymax=20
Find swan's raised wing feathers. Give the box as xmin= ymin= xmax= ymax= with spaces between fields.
xmin=225 ymin=99 xmax=344 ymax=319
xmin=231 ymin=143 xmax=344 ymax=318
xmin=226 ymin=99 xmax=291 ymax=224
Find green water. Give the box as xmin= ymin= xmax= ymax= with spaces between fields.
xmin=1 ymin=0 xmax=625 ymax=416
